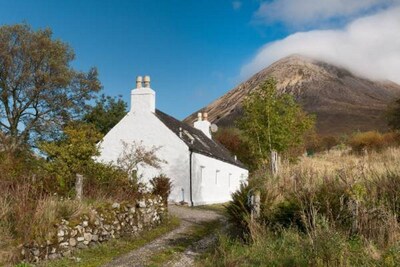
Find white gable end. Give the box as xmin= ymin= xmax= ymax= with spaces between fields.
xmin=97 ymin=75 xmax=248 ymax=205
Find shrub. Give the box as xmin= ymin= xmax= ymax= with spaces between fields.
xmin=349 ymin=131 xmax=384 ymax=154
xmin=321 ymin=135 xmax=339 ymax=151
xmin=84 ymin=162 xmax=137 ymax=202
xmin=38 ymin=123 xmax=102 ymax=196
xmin=150 ymin=174 xmax=172 ymax=204
xmin=225 ymin=183 xmax=252 ymax=234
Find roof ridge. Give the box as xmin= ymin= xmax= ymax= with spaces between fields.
xmin=154 ymin=109 xmax=246 ymax=169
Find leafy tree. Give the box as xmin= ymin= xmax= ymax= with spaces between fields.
xmin=0 ymin=24 xmax=101 ymax=153
xmin=237 ymin=78 xmax=314 ymax=167
xmin=214 ymin=127 xmax=258 ymax=171
xmin=83 ymin=94 xmax=127 ymax=135
xmin=387 ymin=98 xmax=400 ymax=130
xmin=38 ymin=123 xmax=102 ymax=193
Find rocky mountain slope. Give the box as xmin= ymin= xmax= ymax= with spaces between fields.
xmin=184 ymin=55 xmax=400 ymax=135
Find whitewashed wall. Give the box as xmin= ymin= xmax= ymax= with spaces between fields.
xmin=96 ymin=111 xmax=192 ymax=203
xmin=191 ymin=153 xmax=248 ymax=205
xmin=97 ymin=83 xmax=248 ymax=206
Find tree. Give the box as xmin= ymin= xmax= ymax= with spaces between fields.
xmin=387 ymin=98 xmax=400 ymax=130
xmin=214 ymin=127 xmax=258 ymax=171
xmin=116 ymin=141 xmax=166 ymax=182
xmin=0 ymin=24 xmax=101 ymax=153
xmin=38 ymin=122 xmax=102 ymax=193
xmin=83 ymin=94 xmax=127 ymax=135
xmin=237 ymin=78 xmax=314 ymax=169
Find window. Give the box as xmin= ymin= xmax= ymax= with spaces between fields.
xmin=228 ymin=173 xmax=232 ymax=188
xmin=215 ymin=170 xmax=220 ymax=185
xmin=200 ymin=166 xmax=205 ymax=184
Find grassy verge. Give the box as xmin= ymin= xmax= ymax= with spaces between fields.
xmin=146 ymin=219 xmax=222 ymax=267
xmin=197 ymin=227 xmax=400 ymax=267
xmin=31 ymin=216 xmax=180 ymax=267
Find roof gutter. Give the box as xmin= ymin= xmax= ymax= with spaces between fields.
xmin=189 ymin=149 xmax=194 ymax=207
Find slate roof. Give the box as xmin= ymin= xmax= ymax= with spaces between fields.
xmin=155 ymin=109 xmax=246 ymax=169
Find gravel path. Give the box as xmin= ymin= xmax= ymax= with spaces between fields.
xmin=101 ymin=205 xmax=223 ymax=267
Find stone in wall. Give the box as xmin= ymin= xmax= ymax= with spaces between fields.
xmin=21 ymin=196 xmax=167 ymax=263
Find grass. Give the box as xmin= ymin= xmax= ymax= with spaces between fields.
xmin=197 ymin=147 xmax=400 ymax=267
xmin=146 ymin=219 xmax=222 ymax=267
xmin=35 ymin=216 xmax=180 ymax=267
xmin=192 ymin=203 xmax=228 ymax=215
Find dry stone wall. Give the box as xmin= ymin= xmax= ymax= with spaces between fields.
xmin=21 ymin=196 xmax=166 ymax=263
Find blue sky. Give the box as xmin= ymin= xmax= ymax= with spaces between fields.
xmin=0 ymin=0 xmax=399 ymax=119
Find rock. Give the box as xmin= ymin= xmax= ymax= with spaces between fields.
xmin=112 ymin=202 xmax=120 ymax=209
xmin=137 ymin=200 xmax=146 ymax=208
xmin=75 ymin=225 xmax=84 ymax=234
xmin=32 ymin=249 xmax=40 ymax=256
xmin=57 ymin=229 xmax=65 ymax=237
xmin=129 ymin=207 xmax=136 ymax=214
xmin=69 ymin=238 xmax=77 ymax=247
xmin=71 ymin=229 xmax=78 ymax=237
xmin=77 ymin=243 xmax=87 ymax=249
xmin=83 ymin=240 xmax=90 ymax=245
xmin=92 ymin=234 xmax=99 ymax=242
xmin=77 ymin=237 xmax=85 ymax=242
xmin=82 ymin=221 xmax=89 ymax=227
xmin=59 ymin=242 xmax=69 ymax=247
xmin=48 ymin=253 xmax=60 ymax=260
xmin=84 ymin=233 xmax=92 ymax=242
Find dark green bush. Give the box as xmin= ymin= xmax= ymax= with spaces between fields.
xmin=84 ymin=162 xmax=137 ymax=202
xmin=150 ymin=174 xmax=172 ymax=204
xmin=225 ymin=183 xmax=252 ymax=234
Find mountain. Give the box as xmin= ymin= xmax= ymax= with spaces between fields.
xmin=184 ymin=55 xmax=400 ymax=135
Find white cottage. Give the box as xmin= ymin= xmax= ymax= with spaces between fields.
xmin=97 ymin=75 xmax=248 ymax=206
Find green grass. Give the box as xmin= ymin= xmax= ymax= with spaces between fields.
xmin=146 ymin=219 xmax=222 ymax=267
xmin=196 ymin=226 xmax=400 ymax=267
xmin=35 ymin=216 xmax=180 ymax=267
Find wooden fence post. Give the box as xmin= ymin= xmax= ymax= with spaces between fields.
xmin=270 ymin=150 xmax=279 ymax=177
xmin=75 ymin=174 xmax=83 ymax=201
xmin=250 ymin=190 xmax=261 ymax=221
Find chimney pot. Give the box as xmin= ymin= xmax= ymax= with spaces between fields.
xmin=197 ymin=112 xmax=202 ymax=121
xmin=143 ymin=75 xmax=151 ymax=87
xmin=203 ymin=112 xmax=208 ymax=121
xmin=136 ymin=76 xmax=143 ymax=88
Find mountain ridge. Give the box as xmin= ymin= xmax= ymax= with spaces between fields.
xmin=184 ymin=55 xmax=400 ymax=135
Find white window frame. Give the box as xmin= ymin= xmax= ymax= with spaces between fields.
xmin=215 ymin=170 xmax=220 ymax=185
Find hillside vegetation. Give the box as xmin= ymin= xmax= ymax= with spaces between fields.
xmin=199 ymin=145 xmax=400 ymax=266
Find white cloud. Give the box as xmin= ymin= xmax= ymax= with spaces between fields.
xmin=232 ymin=1 xmax=242 ymax=11
xmin=241 ymin=7 xmax=400 ymax=84
xmin=254 ymin=0 xmax=399 ymax=27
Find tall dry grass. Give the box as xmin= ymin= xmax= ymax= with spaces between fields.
xmin=222 ymin=147 xmax=400 ymax=266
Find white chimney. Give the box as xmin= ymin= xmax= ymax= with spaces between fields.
xmin=194 ymin=112 xmax=211 ymax=138
xmin=130 ymin=75 xmax=155 ymax=113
